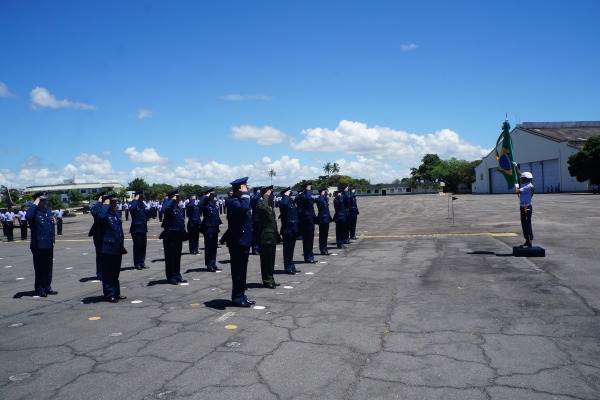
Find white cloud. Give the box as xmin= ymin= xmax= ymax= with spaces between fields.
xmin=124 ymin=147 xmax=169 ymax=164
xmin=135 ymin=109 xmax=156 ymax=119
xmin=400 ymin=43 xmax=419 ymax=51
xmin=30 ymin=87 xmax=97 ymax=110
xmin=0 ymin=82 xmax=14 ymax=97
xmin=230 ymin=125 xmax=286 ymax=146
xmin=219 ymin=94 xmax=272 ymax=101
xmin=291 ymin=120 xmax=490 ymax=164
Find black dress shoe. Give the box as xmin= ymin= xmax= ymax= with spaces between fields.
xmin=135 ymin=265 xmax=143 ymax=270
xmin=273 ymin=282 xmax=281 ymax=286
xmin=350 ymin=236 xmax=358 ymax=240
xmin=246 ymin=299 xmax=256 ymax=305
xmin=117 ymin=295 xmax=127 ymax=300
xmin=38 ymin=292 xmax=48 ymax=297
xmin=177 ymin=278 xmax=188 ymax=283
xmin=321 ymin=252 xmax=330 ymax=255
xmin=293 ymin=269 xmax=301 ymax=273
xmin=142 ymin=265 xmax=149 ymax=269
xmin=46 ymin=290 xmax=58 ymax=295
xmin=231 ymin=301 xmax=251 ymax=307
xmin=263 ymin=283 xmax=276 ymax=289
xmin=169 ymin=280 xmax=179 ymax=285
xmin=337 ymin=245 xmax=347 ymax=249
xmin=107 ymin=297 xmax=119 ymax=303
xmin=286 ymin=270 xmax=296 ymax=275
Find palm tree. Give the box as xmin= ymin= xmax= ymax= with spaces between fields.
xmin=331 ymin=162 xmax=340 ymax=175
xmin=323 ymin=162 xmax=332 ymax=177
xmin=269 ymin=169 xmax=276 ymax=185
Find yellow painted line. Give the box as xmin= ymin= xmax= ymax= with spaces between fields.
xmin=88 ymin=316 xmax=101 ymax=321
xmin=224 ymin=325 xmax=238 ymax=330
xmin=360 ymin=232 xmax=518 ymax=239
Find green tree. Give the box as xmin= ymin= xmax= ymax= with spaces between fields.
xmin=410 ymin=154 xmax=442 ymax=182
xmin=146 ymin=183 xmax=175 ymax=199
xmin=128 ymin=178 xmax=150 ymax=194
xmin=269 ymin=169 xmax=276 ymax=185
xmin=323 ymin=162 xmax=332 ymax=177
xmin=68 ymin=189 xmax=83 ymax=206
xmin=568 ymin=136 xmax=600 ymax=185
xmin=331 ymin=163 xmax=340 ymax=175
xmin=431 ymin=158 xmax=480 ymax=192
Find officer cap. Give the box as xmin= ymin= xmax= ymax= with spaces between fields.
xmin=230 ymin=176 xmax=248 ymax=186
xmin=318 ymin=187 xmax=327 ymax=192
xmin=338 ymin=184 xmax=348 ymax=191
xmin=166 ymin=189 xmax=179 ymax=198
xmin=102 ymin=193 xmax=117 ymax=201
xmin=33 ymin=191 xmax=48 ymax=200
xmin=521 ymin=172 xmax=533 ymax=179
xmin=187 ymin=193 xmax=195 ymax=198
xmin=261 ymin=185 xmax=274 ymax=194
xmin=279 ymin=187 xmax=291 ymax=196
xmin=204 ymin=187 xmax=215 ymax=195
xmin=302 ymin=182 xmax=313 ymax=188
xmin=253 ymin=186 xmax=262 ymax=193
xmin=350 ymin=187 xmax=356 ymax=191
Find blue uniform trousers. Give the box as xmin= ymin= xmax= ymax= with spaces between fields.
xmin=335 ymin=220 xmax=348 ymax=248
xmin=6 ymin=222 xmax=14 ymax=241
xmin=188 ymin=225 xmax=200 ymax=254
xmin=228 ymin=244 xmax=249 ymax=303
xmin=163 ymin=238 xmax=183 ymax=282
xmin=101 ymin=253 xmax=122 ymax=298
xmin=203 ymin=231 xmax=218 ymax=268
xmin=20 ymin=221 xmax=28 ymax=240
xmin=56 ymin=218 xmax=63 ymax=235
xmin=131 ymin=232 xmax=147 ymax=267
xmin=318 ymin=223 xmax=330 ymax=254
xmin=93 ymin=235 xmax=103 ymax=279
xmin=348 ymin=211 xmax=357 ymax=238
xmin=282 ymin=235 xmax=297 ymax=272
xmin=301 ymin=224 xmax=315 ymax=262
xmin=32 ymin=248 xmax=53 ymax=295
xmin=520 ymin=205 xmax=534 ymax=241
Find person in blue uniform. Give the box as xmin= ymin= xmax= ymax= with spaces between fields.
xmin=279 ymin=188 xmax=301 ymax=274
xmin=223 ymin=177 xmax=256 ymax=307
xmin=341 ymin=184 xmax=352 ymax=244
xmin=160 ymin=189 xmax=188 ymax=285
xmin=515 ymin=170 xmax=535 ymax=248
xmin=347 ymin=187 xmax=359 ymax=240
xmin=186 ymin=193 xmax=201 ymax=255
xmin=297 ymin=182 xmax=317 ymax=263
xmin=25 ymin=192 xmax=57 ymax=297
xmin=250 ymin=186 xmax=262 ymax=255
xmin=333 ymin=187 xmax=348 ymax=249
xmin=129 ymin=192 xmax=148 ymax=270
xmin=89 ymin=192 xmax=106 ymax=279
xmin=198 ymin=188 xmax=222 ymax=272
xmin=316 ymin=187 xmax=332 ymax=255
xmin=97 ymin=194 xmax=127 ymax=303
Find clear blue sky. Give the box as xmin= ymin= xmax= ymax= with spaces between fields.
xmin=1 ymin=0 xmax=599 ymax=188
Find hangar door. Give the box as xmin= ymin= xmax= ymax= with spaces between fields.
xmin=542 ymin=159 xmax=560 ymax=192
xmin=489 ymin=168 xmax=515 ymax=193
xmin=490 ymin=159 xmax=560 ymax=194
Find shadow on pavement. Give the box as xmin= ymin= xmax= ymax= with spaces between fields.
xmin=204 ymin=299 xmax=230 ymax=310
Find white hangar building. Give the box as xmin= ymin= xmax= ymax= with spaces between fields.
xmin=473 ymin=121 xmax=600 ymax=194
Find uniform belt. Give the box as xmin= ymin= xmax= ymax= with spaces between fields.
xmin=520 ymin=203 xmax=531 ymax=208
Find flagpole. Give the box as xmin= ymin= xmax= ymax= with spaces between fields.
xmin=447 ymin=195 xmax=451 ymax=219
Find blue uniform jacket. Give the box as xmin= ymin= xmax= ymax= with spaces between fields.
xmin=98 ymin=204 xmax=125 ymax=255
xmin=250 ymin=191 xmax=262 ymax=223
xmin=198 ymin=197 xmax=222 ymax=233
xmin=186 ymin=200 xmax=201 ymax=228
xmin=226 ymin=192 xmax=253 ymax=247
xmin=297 ymin=189 xmax=316 ymax=224
xmin=347 ymin=192 xmax=359 ymax=215
xmin=129 ymin=199 xmax=148 ymax=233
xmin=25 ymin=204 xmax=55 ymax=250
xmin=333 ymin=195 xmax=347 ymax=222
xmin=89 ymin=201 xmax=103 ymax=239
xmin=161 ymin=198 xmax=186 ymax=239
xmin=279 ymin=195 xmax=300 ymax=237
xmin=316 ymin=194 xmax=332 ymax=224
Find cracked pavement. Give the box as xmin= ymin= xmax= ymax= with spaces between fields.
xmin=1 ymin=193 xmax=599 ymax=399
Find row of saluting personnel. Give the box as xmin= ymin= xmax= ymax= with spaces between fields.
xmin=23 ymin=179 xmax=359 ymax=307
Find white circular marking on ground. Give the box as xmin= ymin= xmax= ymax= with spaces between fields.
xmin=9 ymin=372 xmax=31 ymax=381
xmin=320 ymin=261 xmax=328 ymax=264
xmin=131 ymin=300 xmax=143 ymax=304
xmin=332 ymin=253 xmax=338 ymax=256
xmin=8 ymin=323 xmax=24 ymax=328
xmin=16 ymin=277 xmax=25 ymax=280
xmin=193 ymin=278 xmax=200 ymax=281
xmin=66 ymin=248 xmax=71 ymax=250
xmin=276 ymin=292 xmax=284 ymax=295
xmin=65 ymin=267 xmax=73 ymax=270
xmin=253 ymin=305 xmax=266 ymax=310
xmin=216 ymin=270 xmax=222 ymax=273
xmin=274 ymin=264 xmax=279 ymax=267
xmin=82 ymin=252 xmax=88 ymax=255
xmin=109 ymin=332 xmax=123 ymax=337
xmin=179 ymin=282 xmax=190 ymax=286
xmin=153 ymin=234 xmax=157 ymax=237
xmin=305 ymin=272 xmax=314 ymax=275
xmin=293 ymin=281 xmax=301 ymax=284
xmin=283 ymin=286 xmax=293 ymax=289
xmin=5 ymin=265 xmax=12 ymax=268
xmin=91 ymin=280 xmax=101 ymax=283
xmin=225 ymin=341 xmax=241 ymax=347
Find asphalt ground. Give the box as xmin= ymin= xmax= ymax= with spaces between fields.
xmin=1 ymin=193 xmax=599 ymax=400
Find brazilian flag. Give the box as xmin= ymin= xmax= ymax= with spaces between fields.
xmin=495 ymin=119 xmax=518 ymax=189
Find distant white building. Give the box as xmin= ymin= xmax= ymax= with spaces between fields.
xmin=473 ymin=121 xmax=600 ymax=194
xmin=24 ymin=180 xmax=125 ymax=204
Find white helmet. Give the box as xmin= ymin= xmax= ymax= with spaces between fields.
xmin=521 ymin=172 xmax=533 ymax=179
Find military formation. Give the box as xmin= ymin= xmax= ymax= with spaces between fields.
xmin=5 ymin=179 xmax=360 ymax=307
